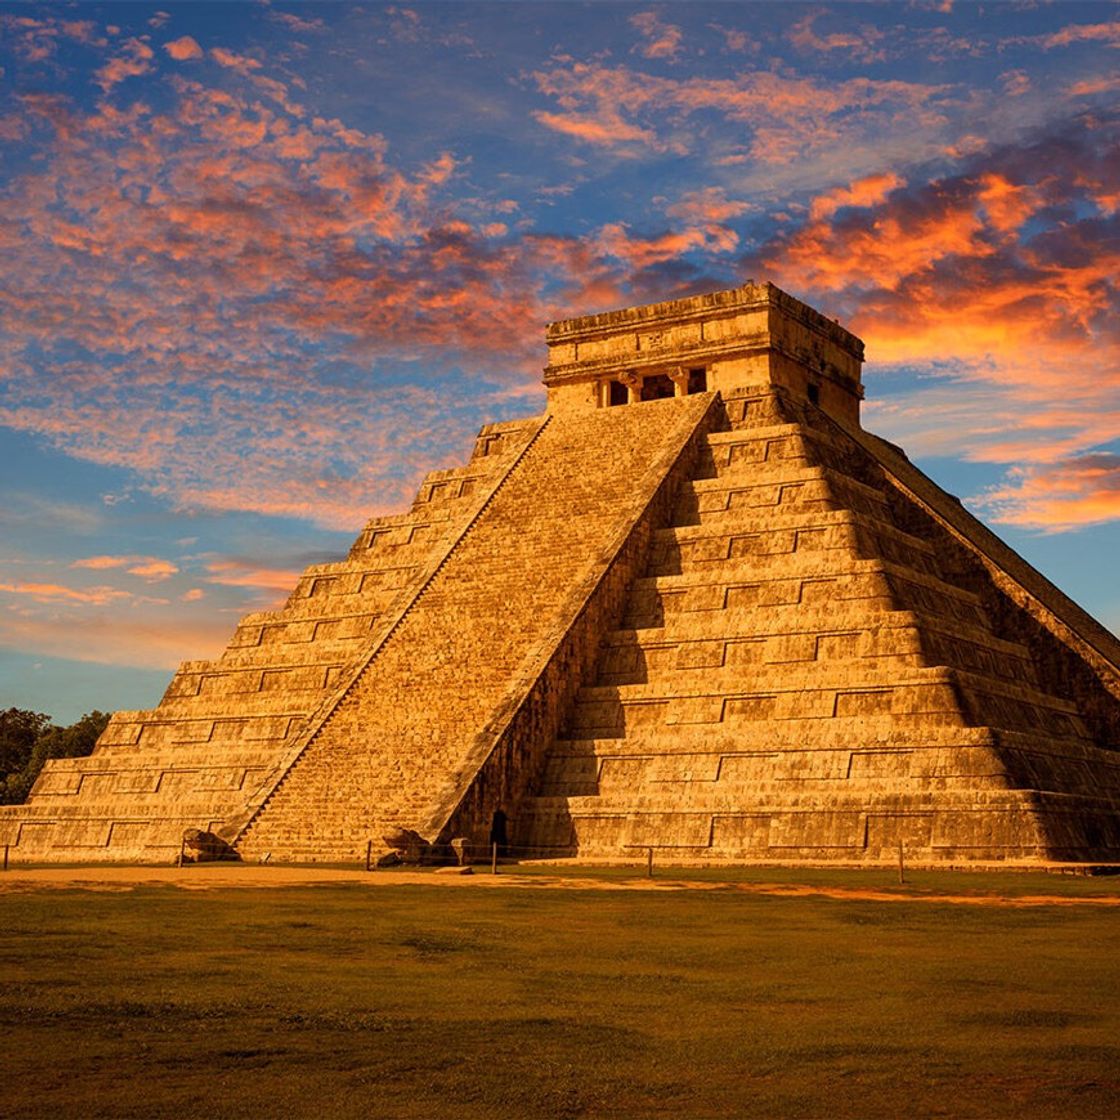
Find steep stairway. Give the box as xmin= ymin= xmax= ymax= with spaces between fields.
xmin=233 ymin=393 xmax=716 ymax=862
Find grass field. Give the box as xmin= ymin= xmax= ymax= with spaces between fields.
xmin=2 ymin=869 xmax=1120 ymax=1118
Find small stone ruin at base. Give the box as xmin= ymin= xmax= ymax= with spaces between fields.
xmin=4 ymin=282 xmax=1120 ymax=867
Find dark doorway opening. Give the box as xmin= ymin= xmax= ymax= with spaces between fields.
xmin=490 ymin=808 xmax=509 ymax=856
xmin=608 ymin=380 xmax=628 ymax=406
xmin=687 ymin=367 xmax=707 ymax=394
xmin=807 ymin=382 xmax=820 ymax=406
xmin=641 ymin=374 xmax=675 ymax=401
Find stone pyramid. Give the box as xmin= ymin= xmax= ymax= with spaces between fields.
xmin=5 ymin=283 xmax=1120 ymax=866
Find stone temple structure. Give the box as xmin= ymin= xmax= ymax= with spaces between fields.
xmin=5 ymin=282 xmax=1120 ymax=866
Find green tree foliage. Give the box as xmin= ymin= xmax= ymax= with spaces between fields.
xmin=0 ymin=709 xmax=110 ymax=805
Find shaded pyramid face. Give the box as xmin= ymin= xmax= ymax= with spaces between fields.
xmin=4 ymin=282 xmax=1120 ymax=866
xmin=522 ymin=385 xmax=1120 ymax=863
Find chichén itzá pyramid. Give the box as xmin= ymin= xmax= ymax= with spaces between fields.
xmin=5 ymin=282 xmax=1120 ymax=867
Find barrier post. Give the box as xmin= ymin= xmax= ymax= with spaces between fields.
xmin=491 ymin=842 xmax=498 ymax=875
xmin=897 ymin=841 xmax=906 ymax=885
xmin=646 ymin=846 xmax=654 ymax=879
xmin=365 ymin=840 xmax=372 ymax=872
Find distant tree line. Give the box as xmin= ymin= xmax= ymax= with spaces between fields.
xmin=0 ymin=708 xmax=110 ymax=804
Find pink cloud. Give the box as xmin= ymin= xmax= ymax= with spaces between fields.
xmin=530 ymin=60 xmax=949 ymax=164
xmin=94 ymin=38 xmax=154 ymax=94
xmin=1041 ymin=20 xmax=1120 ymax=50
xmin=0 ymin=581 xmax=131 ymax=606
xmin=630 ymin=12 xmax=683 ymax=61
xmin=209 ymin=46 xmax=262 ymax=75
xmin=164 ymin=36 xmax=203 ymax=61
xmin=978 ymin=455 xmax=1120 ymax=532
xmin=789 ymin=11 xmax=886 ymax=62
xmin=71 ymin=555 xmax=179 ymax=581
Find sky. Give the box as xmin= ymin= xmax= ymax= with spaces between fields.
xmin=1 ymin=1 xmax=1119 ymax=724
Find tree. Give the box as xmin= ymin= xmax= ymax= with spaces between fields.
xmin=0 ymin=708 xmax=52 ymax=779
xmin=0 ymin=709 xmax=110 ymax=805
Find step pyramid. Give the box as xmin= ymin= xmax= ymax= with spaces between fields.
xmin=4 ymin=282 xmax=1120 ymax=865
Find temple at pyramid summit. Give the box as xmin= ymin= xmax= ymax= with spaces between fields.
xmin=5 ymin=281 xmax=1120 ymax=867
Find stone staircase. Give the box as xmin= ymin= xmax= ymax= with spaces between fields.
xmin=233 ymin=394 xmax=717 ymax=863
xmin=517 ymin=386 xmax=1120 ymax=863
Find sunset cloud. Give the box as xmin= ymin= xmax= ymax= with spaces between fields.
xmin=757 ymin=112 xmax=1120 ymax=528
xmin=203 ymin=558 xmax=308 ymax=592
xmin=164 ymin=36 xmax=203 ymax=62
xmin=0 ymin=581 xmax=131 ymax=606
xmin=94 ymin=37 xmax=154 ymax=93
xmin=630 ymin=12 xmax=683 ymax=61
xmin=530 ymin=59 xmax=950 ymax=166
xmin=977 ymin=454 xmax=1120 ymax=532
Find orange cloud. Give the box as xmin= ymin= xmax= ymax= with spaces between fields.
xmin=978 ymin=455 xmax=1120 ymax=532
xmin=630 ymin=12 xmax=683 ymax=61
xmin=808 ymin=172 xmax=905 ymax=221
xmin=0 ymin=581 xmax=132 ymax=605
xmin=750 ymin=112 xmax=1120 ymax=531
xmin=665 ymin=187 xmax=752 ymax=225
xmin=94 ymin=37 xmax=154 ymax=94
xmin=598 ymin=222 xmax=737 ymax=271
xmin=530 ymin=60 xmax=948 ymax=165
xmin=126 ymin=559 xmax=179 ymax=581
xmin=209 ymin=46 xmax=262 ymax=75
xmin=1041 ymin=20 xmax=1120 ymax=50
xmin=71 ymin=555 xmax=179 ymax=581
xmin=164 ymin=36 xmax=203 ymax=61
xmin=789 ymin=11 xmax=885 ymax=62
xmin=203 ymin=559 xmax=307 ymax=592
xmin=531 ymin=110 xmax=658 ymax=150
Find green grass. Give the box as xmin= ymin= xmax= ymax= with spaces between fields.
xmin=3 ymin=878 xmax=1120 ymax=1118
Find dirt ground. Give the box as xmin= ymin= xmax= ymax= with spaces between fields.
xmin=3 ymin=862 xmax=1119 ymax=907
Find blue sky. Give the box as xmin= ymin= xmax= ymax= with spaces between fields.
xmin=2 ymin=1 xmax=1119 ymax=722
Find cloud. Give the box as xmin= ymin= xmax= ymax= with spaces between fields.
xmin=0 ymin=581 xmax=131 ymax=606
xmin=0 ymin=65 xmax=642 ymax=529
xmin=808 ymin=172 xmax=905 ymax=221
xmin=209 ymin=46 xmax=262 ymax=76
xmin=0 ymin=13 xmax=108 ymax=62
xmin=755 ymin=112 xmax=1120 ymax=529
xmin=630 ymin=12 xmax=683 ymax=61
xmin=203 ymin=558 xmax=307 ymax=592
xmin=72 ymin=555 xmax=179 ymax=581
xmin=1040 ymin=20 xmax=1120 ymax=50
xmin=94 ymin=37 xmax=154 ymax=94
xmin=0 ymin=608 xmax=232 ymax=671
xmin=268 ymin=10 xmax=327 ymax=34
xmin=788 ymin=11 xmax=886 ymax=62
xmin=164 ymin=36 xmax=203 ymax=61
xmin=530 ymin=59 xmax=950 ymax=165
xmin=665 ymin=187 xmax=753 ymax=225
xmin=977 ymin=454 xmax=1120 ymax=532
xmin=126 ymin=559 xmax=179 ymax=581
